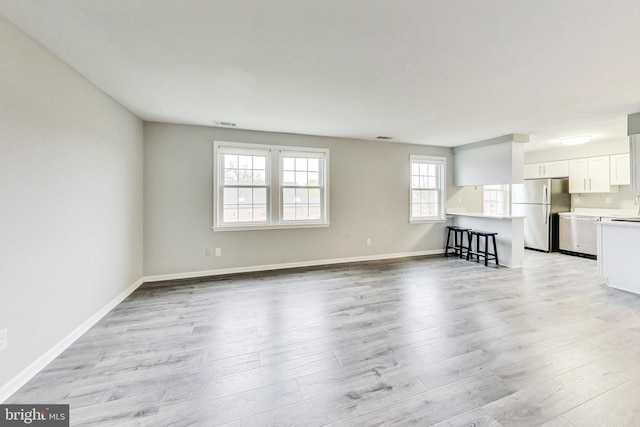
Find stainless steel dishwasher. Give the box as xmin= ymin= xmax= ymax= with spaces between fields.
xmin=559 ymin=213 xmax=598 ymax=257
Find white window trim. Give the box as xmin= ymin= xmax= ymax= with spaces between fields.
xmin=409 ymin=155 xmax=447 ymax=223
xmin=213 ymin=141 xmax=330 ymax=231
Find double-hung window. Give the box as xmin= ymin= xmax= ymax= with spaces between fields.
xmin=218 ymin=145 xmax=270 ymax=225
xmin=214 ymin=142 xmax=329 ymax=230
xmin=483 ymin=184 xmax=510 ymax=215
xmin=281 ymin=152 xmax=325 ymax=223
xmin=410 ymin=155 xmax=446 ymax=222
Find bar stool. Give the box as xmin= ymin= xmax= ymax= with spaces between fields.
xmin=467 ymin=230 xmax=499 ymax=267
xmin=445 ymin=226 xmax=470 ymax=258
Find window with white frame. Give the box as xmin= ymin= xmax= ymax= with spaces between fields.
xmin=281 ymin=152 xmax=325 ymax=222
xmin=219 ymin=146 xmax=270 ymax=225
xmin=214 ymin=142 xmax=329 ymax=230
xmin=483 ymin=184 xmax=510 ymax=215
xmin=410 ymin=155 xmax=446 ymax=222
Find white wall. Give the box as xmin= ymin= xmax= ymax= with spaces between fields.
xmin=144 ymin=122 xmax=453 ymax=277
xmin=0 ymin=16 xmax=144 ymax=392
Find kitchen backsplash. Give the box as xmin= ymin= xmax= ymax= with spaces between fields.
xmin=571 ymin=186 xmax=640 ymax=211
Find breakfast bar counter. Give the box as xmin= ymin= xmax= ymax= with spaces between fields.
xmin=446 ymin=211 xmax=525 ymax=268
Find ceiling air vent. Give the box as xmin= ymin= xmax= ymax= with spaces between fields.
xmin=376 ymin=136 xmax=393 ymax=140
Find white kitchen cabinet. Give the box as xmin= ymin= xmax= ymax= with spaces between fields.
xmin=588 ymin=156 xmax=614 ymax=192
xmin=610 ymin=153 xmax=631 ymax=185
xmin=523 ymin=163 xmax=541 ymax=179
xmin=523 ymin=160 xmax=569 ymax=179
xmin=544 ymin=160 xmax=570 ymax=178
xmin=569 ymin=156 xmax=616 ymax=193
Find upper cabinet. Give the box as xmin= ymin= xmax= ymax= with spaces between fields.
xmin=569 ymin=156 xmax=617 ymax=193
xmin=523 ymin=160 xmax=569 ymax=179
xmin=610 ymin=153 xmax=631 ymax=185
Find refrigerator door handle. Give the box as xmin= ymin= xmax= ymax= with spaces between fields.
xmin=542 ymin=184 xmax=549 ymax=224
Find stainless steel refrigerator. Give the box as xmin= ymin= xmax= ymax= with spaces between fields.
xmin=512 ymin=178 xmax=570 ymax=252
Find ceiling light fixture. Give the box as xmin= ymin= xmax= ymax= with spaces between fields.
xmin=560 ymin=135 xmax=591 ymax=145
xmin=213 ymin=120 xmax=237 ymax=128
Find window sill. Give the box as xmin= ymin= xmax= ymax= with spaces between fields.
xmin=213 ymin=222 xmax=330 ymax=232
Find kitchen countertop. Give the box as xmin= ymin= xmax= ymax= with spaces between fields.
xmin=598 ymin=218 xmax=640 ymax=228
xmin=561 ymin=208 xmax=640 ymax=218
xmin=446 ymin=211 xmax=525 ymax=220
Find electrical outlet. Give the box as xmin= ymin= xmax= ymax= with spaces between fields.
xmin=575 ymin=197 xmax=580 ymax=205
xmin=205 ymin=248 xmax=213 ymax=256
xmin=605 ymin=197 xmax=612 ymax=205
xmin=215 ymin=248 xmax=222 ymax=256
xmin=0 ymin=329 xmax=7 ymax=351
xmin=366 ymin=238 xmax=372 ymax=246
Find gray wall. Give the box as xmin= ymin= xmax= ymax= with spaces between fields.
xmin=144 ymin=122 xmax=453 ymax=277
xmin=0 ymin=17 xmax=144 ymax=388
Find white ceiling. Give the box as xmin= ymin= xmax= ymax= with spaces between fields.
xmin=1 ymin=0 xmax=639 ymax=150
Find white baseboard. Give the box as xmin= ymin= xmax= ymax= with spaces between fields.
xmin=0 ymin=278 xmax=144 ymax=403
xmin=143 ymin=249 xmax=444 ymax=283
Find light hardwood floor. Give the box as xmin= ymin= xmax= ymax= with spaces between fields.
xmin=6 ymin=251 xmax=640 ymax=426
